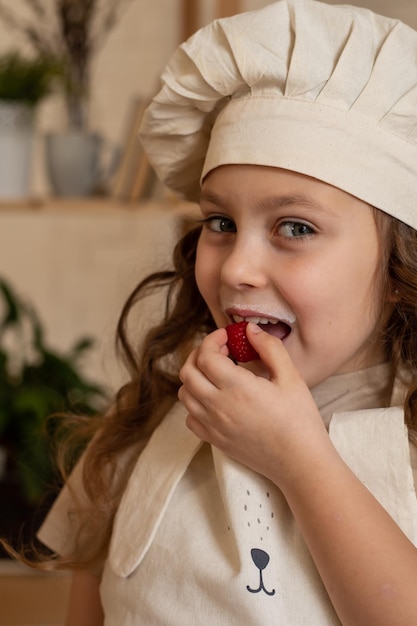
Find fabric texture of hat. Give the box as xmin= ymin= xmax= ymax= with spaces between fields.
xmin=139 ymin=0 xmax=417 ymax=230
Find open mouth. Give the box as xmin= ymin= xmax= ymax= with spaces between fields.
xmin=231 ymin=315 xmax=292 ymax=340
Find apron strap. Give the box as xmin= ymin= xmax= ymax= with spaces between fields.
xmin=109 ymin=402 xmax=202 ymax=577
xmin=329 ymin=406 xmax=417 ymax=543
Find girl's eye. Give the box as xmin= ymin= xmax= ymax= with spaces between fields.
xmin=277 ymin=221 xmax=314 ymax=238
xmin=202 ymin=216 xmax=236 ymax=233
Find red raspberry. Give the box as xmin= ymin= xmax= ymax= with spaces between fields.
xmin=225 ymin=321 xmax=259 ymax=363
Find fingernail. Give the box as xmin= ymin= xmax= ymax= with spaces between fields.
xmin=247 ymin=322 xmax=262 ymax=334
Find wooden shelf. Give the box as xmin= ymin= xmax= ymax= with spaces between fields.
xmin=0 ymin=561 xmax=71 ymax=625
xmin=0 ymin=195 xmax=198 ymax=215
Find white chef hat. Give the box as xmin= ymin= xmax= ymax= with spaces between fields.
xmin=139 ymin=0 xmax=417 ymax=230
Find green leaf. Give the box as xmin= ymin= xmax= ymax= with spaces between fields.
xmin=0 ymin=51 xmax=63 ymax=106
xmin=0 ymin=278 xmax=20 ymax=328
xmin=0 ymin=275 xmax=109 ymax=505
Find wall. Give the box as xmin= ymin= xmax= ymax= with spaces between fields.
xmin=0 ymin=201 xmax=192 ymax=392
xmin=327 ymin=0 xmax=417 ymax=22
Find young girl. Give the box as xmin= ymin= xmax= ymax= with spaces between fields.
xmin=34 ymin=0 xmax=417 ymax=624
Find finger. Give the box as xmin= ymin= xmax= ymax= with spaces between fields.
xmin=185 ymin=412 xmax=213 ymax=444
xmin=180 ymin=328 xmax=228 ymax=377
xmin=246 ymin=322 xmax=299 ymax=384
xmin=187 ymin=327 xmax=228 ymax=351
xmin=177 ymin=384 xmax=208 ymax=420
xmin=199 ymin=327 xmax=229 ymax=356
xmin=179 ymin=345 xmax=218 ymax=399
xmin=191 ymin=329 xmax=237 ymax=387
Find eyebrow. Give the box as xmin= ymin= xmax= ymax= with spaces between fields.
xmin=199 ymin=191 xmax=332 ymax=214
xmin=258 ymin=193 xmax=328 ymax=213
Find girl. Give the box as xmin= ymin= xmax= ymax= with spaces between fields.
xmin=34 ymin=0 xmax=417 ymax=624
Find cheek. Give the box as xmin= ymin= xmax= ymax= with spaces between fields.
xmin=320 ymin=253 xmax=382 ymax=335
xmin=287 ymin=249 xmax=380 ymax=327
xmin=336 ymin=246 xmax=383 ymax=318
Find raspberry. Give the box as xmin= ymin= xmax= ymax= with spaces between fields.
xmin=225 ymin=321 xmax=259 ymax=363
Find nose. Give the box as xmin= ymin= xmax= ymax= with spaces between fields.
xmin=220 ymin=235 xmax=269 ymax=289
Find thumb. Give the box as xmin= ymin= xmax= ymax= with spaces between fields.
xmin=246 ymin=322 xmax=295 ymax=383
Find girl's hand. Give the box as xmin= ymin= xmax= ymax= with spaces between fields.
xmin=178 ymin=323 xmax=329 ymax=488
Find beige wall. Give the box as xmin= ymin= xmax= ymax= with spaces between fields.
xmin=326 ymin=0 xmax=417 ymax=23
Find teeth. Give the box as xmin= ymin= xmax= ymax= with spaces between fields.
xmin=232 ymin=315 xmax=278 ymax=325
xmin=260 ymin=317 xmax=278 ymax=325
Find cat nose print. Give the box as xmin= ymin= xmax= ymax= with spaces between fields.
xmin=246 ymin=548 xmax=276 ymax=596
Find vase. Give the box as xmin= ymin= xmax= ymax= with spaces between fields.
xmin=0 ymin=102 xmax=34 ymax=199
xmin=45 ymin=131 xmax=104 ymax=197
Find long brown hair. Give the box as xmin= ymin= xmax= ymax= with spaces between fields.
xmin=14 ymin=209 xmax=417 ymax=569
xmin=24 ymin=224 xmax=215 ymax=569
xmin=380 ymin=216 xmax=417 ymax=441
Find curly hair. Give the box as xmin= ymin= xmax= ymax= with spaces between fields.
xmin=379 ymin=217 xmax=417 ymax=441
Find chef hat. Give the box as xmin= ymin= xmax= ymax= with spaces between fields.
xmin=139 ymin=0 xmax=417 ymax=230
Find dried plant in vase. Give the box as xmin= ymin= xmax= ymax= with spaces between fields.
xmin=0 ymin=0 xmax=132 ymax=130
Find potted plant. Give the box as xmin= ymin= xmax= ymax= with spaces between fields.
xmin=0 ymin=51 xmax=60 ymax=107
xmin=0 ymin=51 xmax=61 ymax=199
xmin=0 ymin=277 xmax=108 ymax=554
xmin=0 ymin=0 xmax=132 ymax=196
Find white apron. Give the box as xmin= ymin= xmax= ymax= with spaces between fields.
xmin=102 ymin=402 xmax=417 ymax=625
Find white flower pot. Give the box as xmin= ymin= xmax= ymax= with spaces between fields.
xmin=45 ymin=131 xmax=104 ymax=196
xmin=0 ymin=102 xmax=34 ymax=199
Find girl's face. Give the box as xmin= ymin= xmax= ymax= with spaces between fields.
xmin=195 ymin=165 xmax=387 ymax=388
